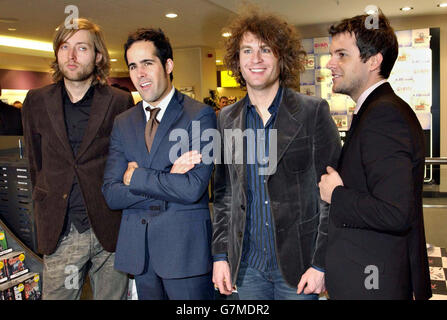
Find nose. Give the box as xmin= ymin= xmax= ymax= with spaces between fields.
xmin=137 ymin=66 xmax=146 ymax=78
xmin=68 ymin=47 xmax=76 ymax=61
xmin=251 ymin=49 xmax=263 ymax=63
xmin=326 ymin=56 xmax=335 ymax=70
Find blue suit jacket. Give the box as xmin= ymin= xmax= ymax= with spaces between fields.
xmin=102 ymin=90 xmax=216 ymax=278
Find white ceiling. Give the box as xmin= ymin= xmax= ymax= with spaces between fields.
xmin=0 ymin=0 xmax=446 ymax=73
xmin=209 ymin=0 xmax=447 ymax=26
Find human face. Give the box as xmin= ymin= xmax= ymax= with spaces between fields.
xmin=326 ymin=32 xmax=370 ymax=102
xmin=127 ymin=41 xmax=173 ymax=106
xmin=239 ymin=32 xmax=280 ymax=92
xmin=219 ymin=97 xmax=228 ymax=107
xmin=57 ymin=30 xmax=100 ymax=83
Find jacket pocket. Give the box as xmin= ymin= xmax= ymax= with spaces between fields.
xmin=283 ymin=136 xmax=311 ymax=173
xmin=343 ymin=239 xmax=385 ymax=274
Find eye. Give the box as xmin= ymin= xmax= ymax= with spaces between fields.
xmin=60 ymin=44 xmax=68 ymax=50
xmin=144 ymin=61 xmax=152 ymax=66
xmin=129 ymin=65 xmax=136 ymax=71
xmin=78 ymin=46 xmax=87 ymax=51
xmin=242 ymin=49 xmax=252 ymax=54
xmin=261 ymin=47 xmax=272 ymax=54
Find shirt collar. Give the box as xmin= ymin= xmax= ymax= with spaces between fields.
xmin=62 ymin=82 xmax=95 ymax=104
xmin=142 ymin=86 xmax=175 ymax=122
xmin=354 ymin=80 xmax=387 ymax=114
xmin=246 ymin=86 xmax=283 ymax=115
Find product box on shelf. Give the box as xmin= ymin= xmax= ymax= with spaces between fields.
xmin=1 ymin=251 xmax=29 ymax=280
xmin=0 ymin=229 xmax=12 ymax=256
xmin=0 ymin=284 xmax=14 ymax=300
xmin=12 ymin=273 xmax=41 ymax=300
xmin=0 ymin=259 xmax=7 ymax=284
xmin=0 ymin=272 xmax=41 ymax=300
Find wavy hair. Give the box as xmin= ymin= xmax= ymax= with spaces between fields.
xmin=328 ymin=11 xmax=398 ymax=79
xmin=51 ymin=18 xmax=110 ymax=85
xmin=224 ymin=8 xmax=306 ymax=88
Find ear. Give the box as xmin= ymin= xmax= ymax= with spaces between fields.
xmin=368 ymin=52 xmax=383 ymax=73
xmin=95 ymin=52 xmax=103 ymax=65
xmin=165 ymin=58 xmax=174 ymax=75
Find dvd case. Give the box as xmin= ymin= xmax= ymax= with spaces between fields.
xmin=0 ymin=272 xmax=41 ymax=300
xmin=0 ymin=229 xmax=12 ymax=256
xmin=1 ymin=251 xmax=29 ymax=280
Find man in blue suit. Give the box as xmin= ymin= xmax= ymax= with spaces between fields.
xmin=102 ymin=28 xmax=216 ymax=300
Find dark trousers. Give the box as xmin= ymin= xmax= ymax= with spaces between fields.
xmin=134 ymin=256 xmax=214 ymax=300
xmin=134 ymin=223 xmax=214 ymax=300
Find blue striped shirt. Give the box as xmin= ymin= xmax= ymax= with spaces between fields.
xmin=241 ymin=86 xmax=282 ymax=272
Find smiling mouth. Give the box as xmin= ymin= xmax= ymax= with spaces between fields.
xmin=249 ymin=68 xmax=266 ymax=73
xmin=140 ymin=81 xmax=152 ymax=88
xmin=332 ymin=74 xmax=342 ymax=80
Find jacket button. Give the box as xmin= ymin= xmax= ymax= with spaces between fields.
xmin=240 ymin=205 xmax=245 ymax=211
xmin=62 ymin=194 xmax=68 ymax=200
xmin=141 ymin=219 xmax=147 ymax=225
xmin=238 ymin=231 xmax=243 ymax=238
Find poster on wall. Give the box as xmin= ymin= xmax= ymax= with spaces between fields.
xmin=300 ymin=28 xmax=432 ymax=131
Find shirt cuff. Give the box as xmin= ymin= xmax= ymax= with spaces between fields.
xmin=311 ymin=264 xmax=325 ymax=273
xmin=213 ymin=254 xmax=228 ymax=262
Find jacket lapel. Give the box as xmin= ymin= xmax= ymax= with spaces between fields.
xmin=267 ymin=87 xmax=303 ymax=180
xmin=340 ymin=82 xmax=392 ymax=159
xmin=129 ymin=101 xmax=149 ymax=165
xmin=147 ymin=90 xmax=183 ymax=168
xmin=44 ymin=82 xmax=73 ymax=158
xmin=223 ymin=97 xmax=248 ymax=198
xmin=76 ymin=85 xmax=112 ymax=159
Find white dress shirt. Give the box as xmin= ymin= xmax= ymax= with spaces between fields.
xmin=142 ymin=86 xmax=175 ymax=122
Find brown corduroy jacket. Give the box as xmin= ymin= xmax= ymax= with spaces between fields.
xmin=21 ymin=81 xmax=134 ymax=255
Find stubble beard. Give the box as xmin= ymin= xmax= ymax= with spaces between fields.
xmin=60 ymin=61 xmax=96 ymax=82
xmin=333 ymin=77 xmax=362 ymax=99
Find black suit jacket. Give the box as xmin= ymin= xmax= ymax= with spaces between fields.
xmin=21 ymin=81 xmax=134 ymax=255
xmin=212 ymin=87 xmax=341 ymax=287
xmin=325 ymin=82 xmax=432 ymax=300
xmin=0 ymin=101 xmax=23 ymax=135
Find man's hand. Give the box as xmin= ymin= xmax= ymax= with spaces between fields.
xmin=123 ymin=161 xmax=138 ymax=186
xmin=297 ymin=267 xmax=325 ymax=295
xmin=319 ymin=166 xmax=344 ymax=204
xmin=170 ymin=150 xmax=202 ymax=174
xmin=212 ymin=261 xmax=233 ymax=296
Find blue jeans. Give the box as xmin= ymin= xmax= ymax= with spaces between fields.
xmin=236 ymin=261 xmax=318 ymax=300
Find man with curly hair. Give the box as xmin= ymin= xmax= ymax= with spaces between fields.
xmin=212 ymin=8 xmax=341 ymax=300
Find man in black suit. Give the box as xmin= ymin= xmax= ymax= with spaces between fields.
xmin=0 ymin=84 xmax=23 ymax=136
xmin=319 ymin=11 xmax=432 ymax=300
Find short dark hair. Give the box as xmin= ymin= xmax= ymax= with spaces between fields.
xmin=124 ymin=28 xmax=173 ymax=81
xmin=328 ymin=11 xmax=398 ymax=79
